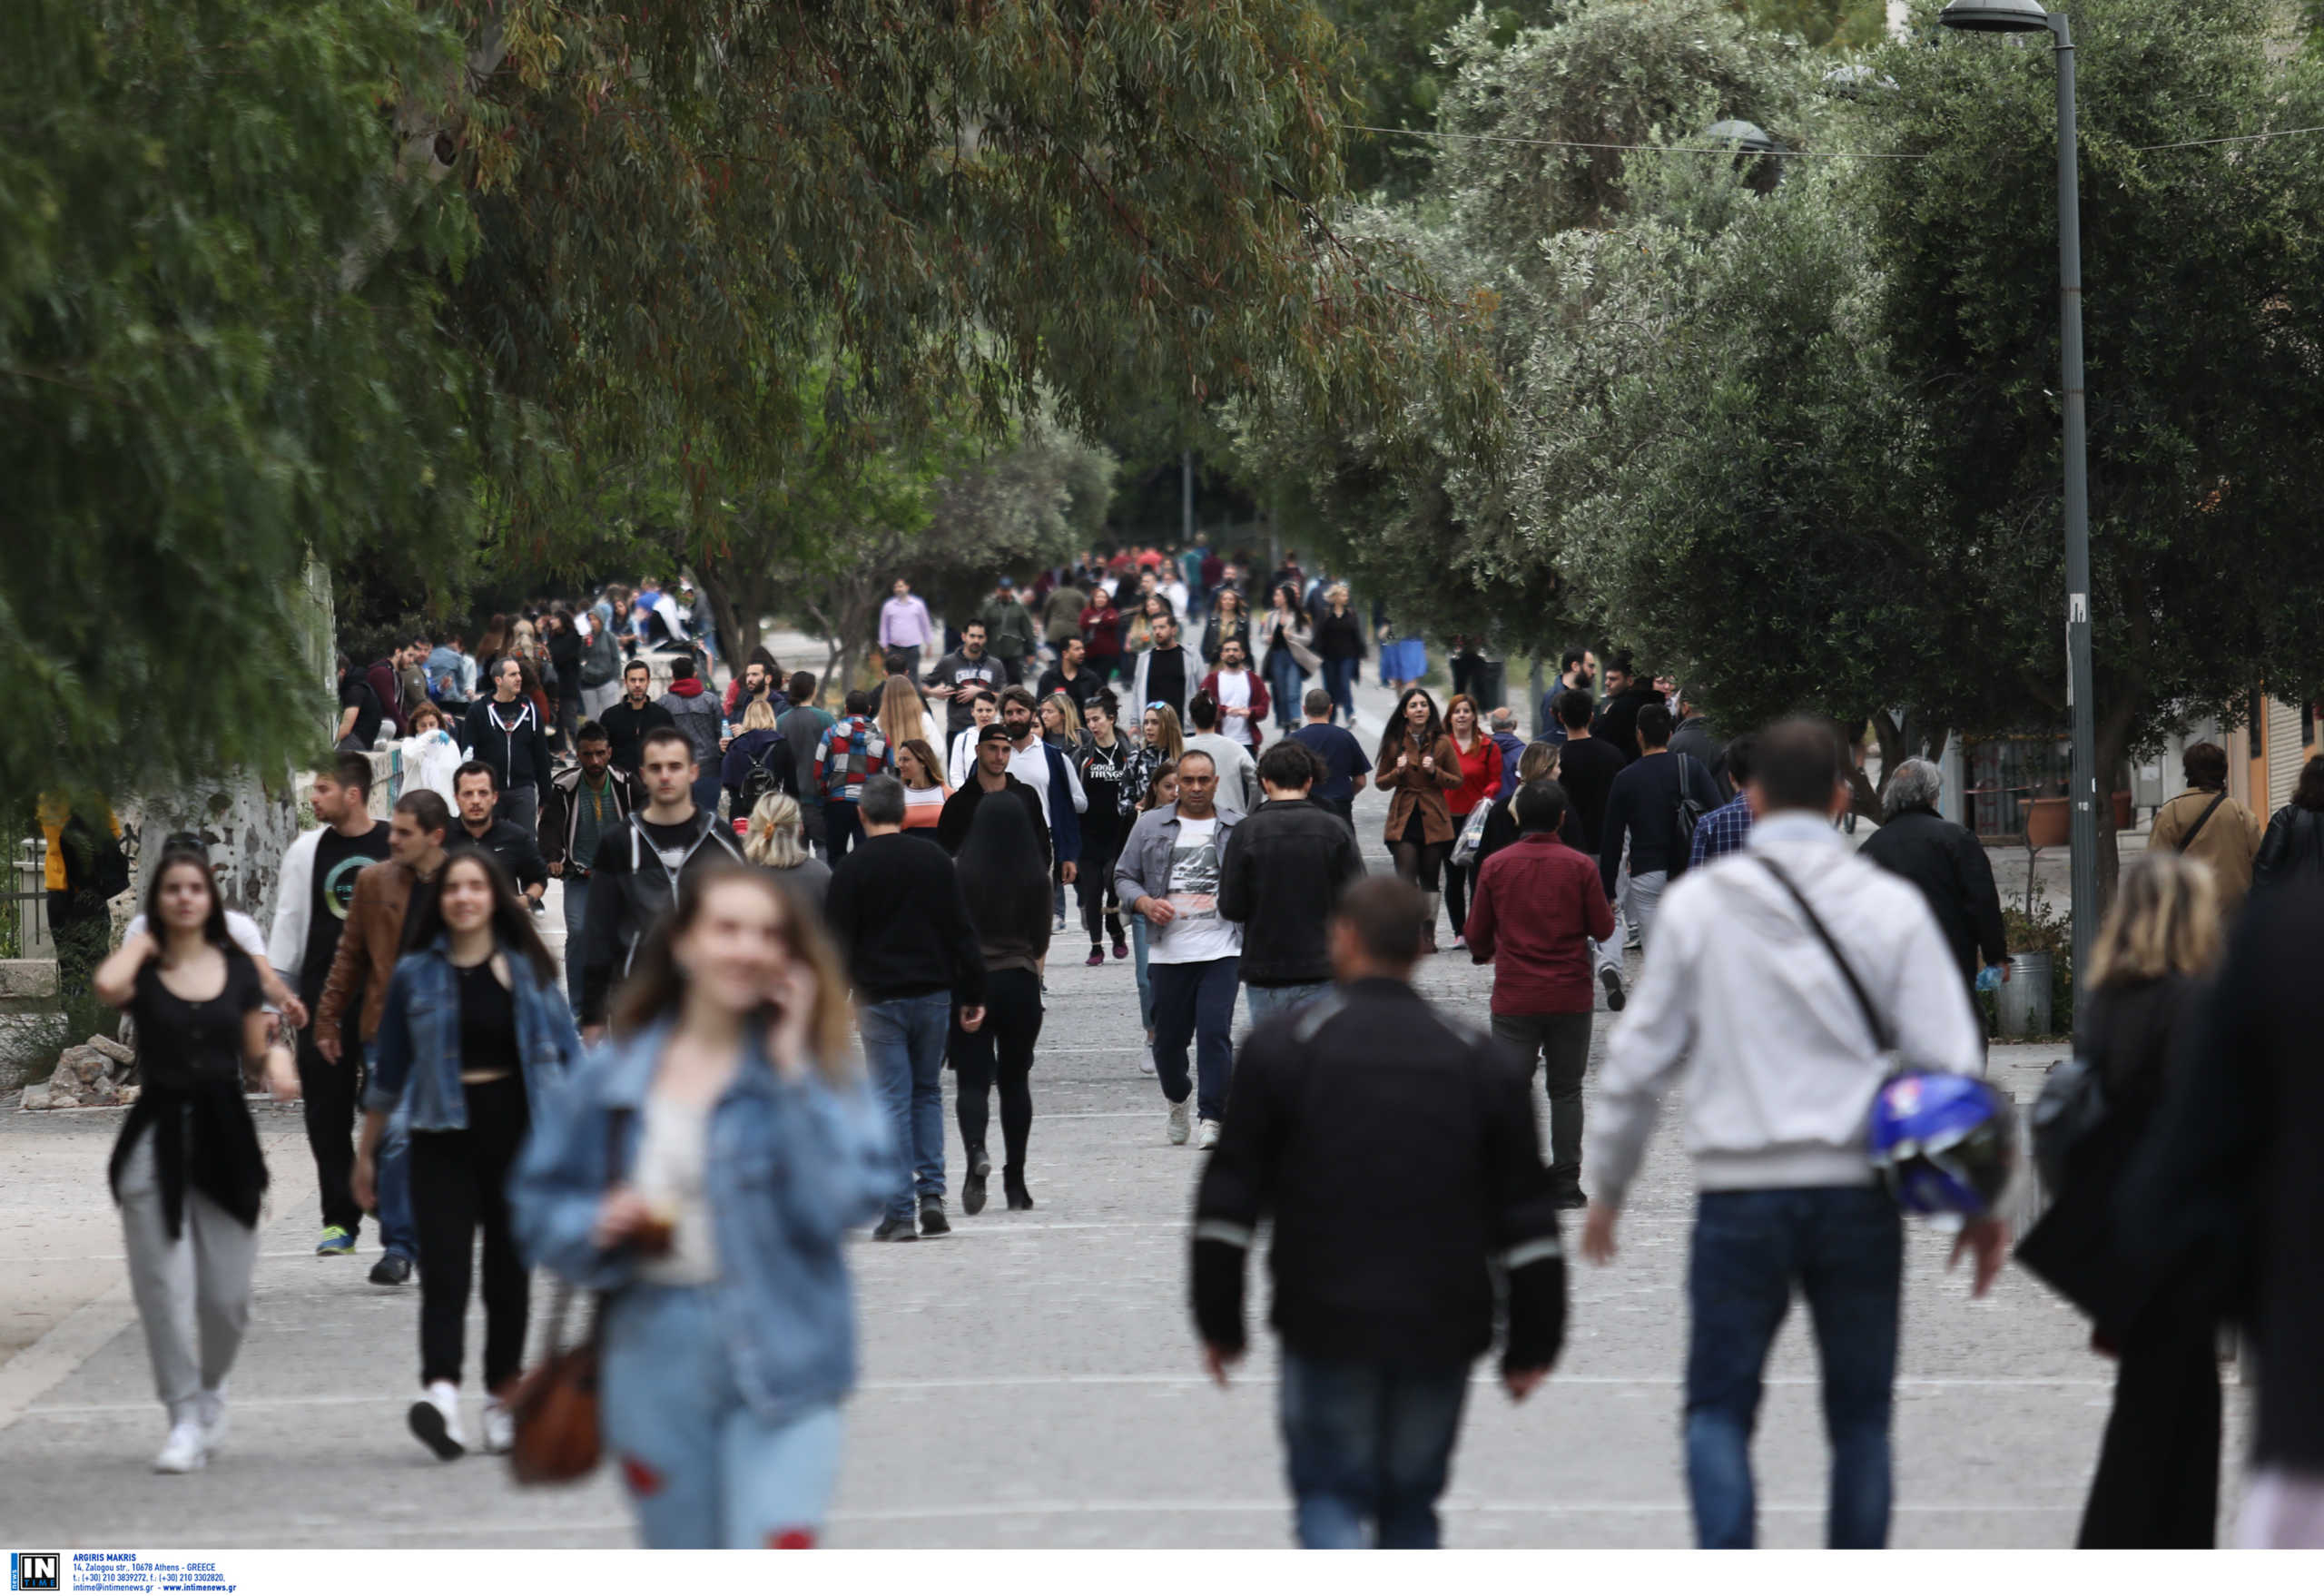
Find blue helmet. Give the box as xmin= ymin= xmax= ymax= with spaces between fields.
xmin=1866 ymin=1070 xmax=2018 ymax=1217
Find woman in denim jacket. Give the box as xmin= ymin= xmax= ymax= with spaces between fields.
xmin=354 ymin=847 xmax=579 ymax=1462
xmin=511 ymin=863 xmax=895 ymax=1548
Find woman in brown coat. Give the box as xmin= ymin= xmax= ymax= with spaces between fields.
xmin=1374 ymin=687 xmax=1465 ymax=952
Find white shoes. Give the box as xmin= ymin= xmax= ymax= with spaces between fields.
xmin=1196 ymin=1119 xmax=1222 ymax=1151
xmin=1139 ymin=1042 xmax=1156 ymax=1076
xmin=1167 ymin=1100 xmax=1191 ymax=1145
xmin=408 ymin=1379 xmax=468 ymax=1461
xmin=196 ymin=1386 xmax=228 ymax=1453
xmin=153 ymin=1420 xmax=207 ymax=1474
xmin=479 ymin=1396 xmax=515 ymax=1455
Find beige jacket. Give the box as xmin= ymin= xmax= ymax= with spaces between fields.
xmin=2148 ymin=786 xmax=2263 ymax=916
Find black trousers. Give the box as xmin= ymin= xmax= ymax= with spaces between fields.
xmin=1443 ymin=854 xmax=1474 ymax=936
xmin=950 ymin=968 xmax=1042 ymax=1177
xmin=1080 ymin=838 xmax=1122 ymax=948
xmin=2077 ymin=1306 xmax=2221 ymax=1547
xmin=296 ymin=1026 xmax=365 ymax=1236
xmin=1490 ymin=1011 xmax=1591 ymax=1197
xmin=409 ymin=1076 xmax=532 ymax=1392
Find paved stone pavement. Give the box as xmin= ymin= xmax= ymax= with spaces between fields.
xmin=0 ymin=656 xmax=2247 ymax=1550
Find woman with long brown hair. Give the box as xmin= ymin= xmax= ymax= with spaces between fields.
xmin=1202 ymin=584 xmax=1251 ymax=665
xmin=875 ymin=673 xmax=931 ymax=754
xmin=893 ymin=737 xmax=951 ymax=831
xmin=1374 ymin=687 xmax=1464 ymax=952
xmin=513 ymin=865 xmax=893 ymax=1548
xmin=355 ymin=846 xmax=578 ymax=1463
xmin=2016 ymin=852 xmax=2225 ymax=1546
xmin=1439 ymin=693 xmax=1504 ymax=951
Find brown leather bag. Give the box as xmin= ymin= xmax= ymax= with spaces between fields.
xmin=506 ymin=1108 xmax=628 ymax=1486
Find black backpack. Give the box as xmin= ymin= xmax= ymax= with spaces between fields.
xmin=736 ymin=739 xmax=790 ymax=815
xmin=1671 ymin=754 xmax=1708 ymax=865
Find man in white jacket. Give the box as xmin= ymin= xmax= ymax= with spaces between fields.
xmin=1580 ymin=717 xmax=2008 ymax=1551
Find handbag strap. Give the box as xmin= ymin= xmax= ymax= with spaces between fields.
xmin=2175 ymin=790 xmax=2228 ymax=852
xmin=1754 ymin=855 xmax=1893 ymax=1055
xmin=543 ymin=1103 xmax=634 ymax=1351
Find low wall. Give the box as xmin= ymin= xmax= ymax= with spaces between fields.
xmin=0 ymin=960 xmax=68 ymax=1095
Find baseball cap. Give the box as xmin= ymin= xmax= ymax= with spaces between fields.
xmin=977 ymin=723 xmax=1013 ymax=745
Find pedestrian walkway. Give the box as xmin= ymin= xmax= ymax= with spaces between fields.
xmin=0 ymin=657 xmax=2248 ymax=1548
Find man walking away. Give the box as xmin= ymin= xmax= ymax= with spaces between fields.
xmin=1219 ymin=742 xmax=1366 ymax=1025
xmin=1858 ymin=757 xmax=2008 ymax=1001
xmin=315 ymin=790 xmax=452 ymax=1285
xmin=1581 ymin=718 xmax=2006 ymax=1549
xmin=540 ymin=723 xmax=640 ymax=1000
xmin=1688 ymin=734 xmax=1760 ymax=868
xmin=1465 ymin=782 xmax=1613 ymax=1208
xmin=1595 ymin=703 xmax=1722 ymax=951
xmin=879 ymin=577 xmax=937 ymax=683
xmin=1667 ymin=693 xmax=1730 ymax=802
xmin=576 ymin=726 xmax=745 ymax=1037
xmin=814 ymin=690 xmax=892 ymax=862
xmin=1193 ymin=875 xmax=1565 ymax=1550
xmin=1551 ymin=689 xmax=1630 ymax=1005
xmin=599 ymin=659 xmax=675 ymax=777
xmin=1184 ymin=693 xmax=1260 ymax=815
xmin=268 ymin=754 xmax=392 ymax=1256
xmin=826 ymin=775 xmax=986 ymax=1242
xmin=1290 ymin=689 xmax=1370 ymax=830
xmin=656 ymin=655 xmax=725 ymax=820
xmin=2145 ymin=741 xmax=2264 ymax=928
xmin=777 ymin=672 xmax=837 ymax=854
xmin=1118 ymin=750 xmax=1243 ymax=1149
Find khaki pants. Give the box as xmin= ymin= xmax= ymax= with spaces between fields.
xmin=117 ymin=1127 xmax=261 ymax=1421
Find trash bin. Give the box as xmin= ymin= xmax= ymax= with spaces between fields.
xmin=1996 ymin=951 xmax=2053 ymax=1039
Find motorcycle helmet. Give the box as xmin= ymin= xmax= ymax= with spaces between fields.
xmin=1866 ymin=1069 xmax=2018 ymax=1217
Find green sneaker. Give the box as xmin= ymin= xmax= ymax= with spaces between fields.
xmin=316 ymin=1227 xmax=356 ymax=1256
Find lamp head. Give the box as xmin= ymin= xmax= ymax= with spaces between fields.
xmin=1938 ymin=0 xmax=2054 ymax=32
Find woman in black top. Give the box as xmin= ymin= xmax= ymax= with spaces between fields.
xmin=1314 ymin=584 xmax=1366 ymax=726
xmin=1474 ymin=743 xmax=1585 ymax=870
xmin=2016 ymin=852 xmax=2223 ymax=1546
xmin=356 ymin=847 xmax=578 ymax=1462
xmin=1076 ymin=692 xmax=1134 ymax=966
xmin=948 ymin=794 xmax=1052 ymax=1216
xmin=94 ymin=847 xmax=299 ymax=1474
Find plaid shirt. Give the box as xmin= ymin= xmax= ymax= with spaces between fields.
xmin=813 ymin=716 xmax=891 ymax=803
xmin=1689 ymin=791 xmax=1755 ymax=868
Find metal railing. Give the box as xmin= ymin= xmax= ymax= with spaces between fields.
xmin=5 ymin=839 xmax=53 ymax=961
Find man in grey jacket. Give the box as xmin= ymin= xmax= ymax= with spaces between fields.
xmin=1580 ymin=717 xmax=2007 ymax=1551
xmin=1116 ymin=749 xmax=1244 ymax=1149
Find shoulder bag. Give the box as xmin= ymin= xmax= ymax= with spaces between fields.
xmin=2171 ymin=790 xmax=2229 ymax=853
xmin=507 ymin=1106 xmax=631 ymax=1485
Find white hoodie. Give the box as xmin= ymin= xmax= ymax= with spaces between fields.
xmin=1588 ymin=812 xmax=1984 ymax=1204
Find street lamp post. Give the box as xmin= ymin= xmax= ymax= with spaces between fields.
xmin=1939 ymin=0 xmax=2097 ymax=992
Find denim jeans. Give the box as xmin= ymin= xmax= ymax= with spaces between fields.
xmin=495 ymin=783 xmax=539 ymax=840
xmin=1130 ymin=914 xmax=1154 ymax=1036
xmin=690 ymin=771 xmax=724 ymax=827
xmin=858 ymin=992 xmax=950 ymax=1221
xmin=1685 ymin=1186 xmax=1903 ymax=1549
xmin=1246 ymin=981 xmax=1329 ymax=1030
xmin=1279 ymin=1352 xmax=1472 ymax=1549
xmin=1149 ymin=956 xmax=1239 ymax=1122
xmin=559 ymin=873 xmax=591 ymax=1006
xmin=376 ymin=1095 xmax=419 ymax=1261
xmin=1267 ymin=654 xmax=1305 ymax=732
xmin=1323 ymin=658 xmax=1358 ymax=724
xmin=602 ymin=1283 xmax=846 ymax=1548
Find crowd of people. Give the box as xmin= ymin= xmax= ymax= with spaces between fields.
xmin=73 ymin=557 xmax=2324 ymax=1555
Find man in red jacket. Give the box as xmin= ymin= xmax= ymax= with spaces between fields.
xmin=1197 ymin=635 xmax=1270 ymax=754
xmin=1465 ymin=780 xmax=1615 ymax=1208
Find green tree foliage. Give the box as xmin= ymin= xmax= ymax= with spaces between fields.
xmin=2 ymin=0 xmax=478 ymax=803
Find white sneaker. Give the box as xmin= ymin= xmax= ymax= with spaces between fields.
xmin=1139 ymin=1042 xmax=1156 ymax=1076
xmin=196 ymin=1387 xmax=228 ymax=1453
xmin=153 ymin=1420 xmax=207 ymax=1474
xmin=1196 ymin=1118 xmax=1222 ymax=1151
xmin=1167 ymin=1099 xmax=1191 ymax=1145
xmin=408 ymin=1379 xmax=467 ymax=1460
xmin=479 ymin=1396 xmax=515 ymax=1455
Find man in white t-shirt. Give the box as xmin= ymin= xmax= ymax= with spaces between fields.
xmin=1198 ymin=635 xmax=1269 ymax=755
xmin=1114 ymin=749 xmax=1244 ymax=1149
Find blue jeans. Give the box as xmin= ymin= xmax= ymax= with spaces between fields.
xmin=1130 ymin=914 xmax=1154 ymax=1035
xmin=1323 ymin=658 xmax=1358 ymax=724
xmin=1149 ymin=956 xmax=1238 ymax=1122
xmin=377 ymin=1097 xmax=418 ymax=1261
xmin=1685 ymin=1186 xmax=1903 ymax=1549
xmin=1279 ymin=1353 xmax=1472 ymax=1549
xmin=1267 ymin=654 xmax=1305 ymax=732
xmin=559 ymin=873 xmax=590 ymax=1005
xmin=690 ymin=770 xmax=724 ymax=825
xmin=1246 ymin=981 xmax=1329 ymax=1029
xmin=859 ymin=993 xmax=950 ymax=1222
xmin=602 ymin=1284 xmax=845 ymax=1549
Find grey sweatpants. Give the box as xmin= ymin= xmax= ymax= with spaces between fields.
xmin=117 ymin=1128 xmax=261 ymax=1422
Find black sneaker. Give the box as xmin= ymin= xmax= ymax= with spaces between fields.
xmin=1600 ymin=966 xmax=1627 ymax=1012
xmin=871 ymin=1215 xmax=918 ymax=1243
xmin=1004 ymin=1175 xmax=1035 ymax=1212
xmin=1556 ymin=1188 xmax=1590 ymax=1212
xmin=369 ymin=1253 xmax=413 ymax=1286
xmin=919 ymin=1198 xmax=950 ymax=1237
